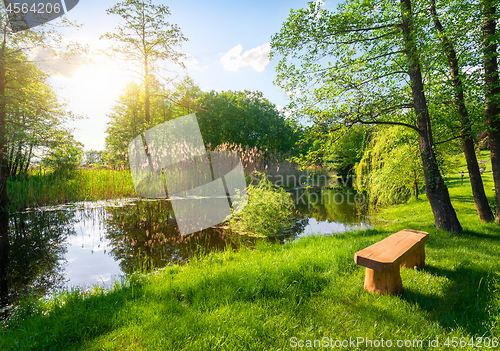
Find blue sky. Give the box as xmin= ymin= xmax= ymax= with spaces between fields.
xmin=41 ymin=0 xmax=339 ymax=150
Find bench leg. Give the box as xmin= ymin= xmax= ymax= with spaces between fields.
xmin=364 ymin=267 xmax=403 ymax=295
xmin=401 ymin=244 xmax=425 ymax=269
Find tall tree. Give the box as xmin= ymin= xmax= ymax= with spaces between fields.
xmin=428 ymin=0 xmax=493 ymax=222
xmin=0 ymin=7 xmax=82 ymax=210
xmin=101 ymin=0 xmax=188 ymax=125
xmin=105 ymin=78 xmax=203 ymax=167
xmin=105 ymin=81 xmax=146 ymax=167
xmin=6 ymin=54 xmax=76 ymax=177
xmin=197 ymin=90 xmax=299 ymax=153
xmin=271 ymin=0 xmax=462 ymax=232
xmin=481 ymin=0 xmax=500 ymax=221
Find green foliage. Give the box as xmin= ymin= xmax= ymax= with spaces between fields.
xmin=197 ymin=90 xmax=300 ymax=153
xmin=104 ymin=78 xmax=201 ymax=167
xmin=104 ymin=82 xmax=146 ymax=167
xmin=270 ymin=0 xmax=414 ymax=127
xmin=0 ymin=5 xmax=85 ymax=209
xmin=162 ymin=76 xmax=203 ymax=118
xmin=101 ymin=0 xmax=187 ymax=124
xmin=227 ymin=174 xmax=296 ymax=237
xmin=323 ymin=125 xmax=371 ymax=177
xmin=42 ymin=140 xmax=84 ymax=173
xmin=355 ymin=126 xmax=424 ymax=207
xmin=105 ymin=84 xmax=301 ymax=168
xmin=5 ymin=53 xmax=80 ymax=176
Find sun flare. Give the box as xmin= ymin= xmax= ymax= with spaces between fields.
xmin=65 ymin=60 xmax=136 ymax=108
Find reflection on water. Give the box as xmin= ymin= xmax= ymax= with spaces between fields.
xmin=291 ymin=188 xmax=369 ymax=238
xmin=0 ymin=200 xmax=234 ymax=322
xmin=104 ymin=200 xmax=231 ymax=275
xmin=0 ymin=209 xmax=71 ymax=321
xmin=64 ymin=210 xmax=121 ymax=287
xmin=0 ymin=187 xmax=369 ymax=321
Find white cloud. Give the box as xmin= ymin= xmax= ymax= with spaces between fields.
xmin=180 ymin=53 xmax=199 ymax=67
xmin=179 ymin=53 xmax=207 ymax=71
xmin=220 ymin=42 xmax=271 ymax=72
xmin=29 ymin=46 xmax=86 ymax=78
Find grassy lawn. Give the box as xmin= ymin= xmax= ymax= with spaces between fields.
xmin=1 ymin=152 xmax=500 ymax=350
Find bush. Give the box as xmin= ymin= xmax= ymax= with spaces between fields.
xmin=227 ymin=174 xmax=296 ymax=237
xmin=42 ymin=142 xmax=84 ymax=173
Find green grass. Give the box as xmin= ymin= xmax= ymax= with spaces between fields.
xmin=8 ymin=169 xmax=136 ymax=210
xmin=2 ymin=151 xmax=500 ymax=350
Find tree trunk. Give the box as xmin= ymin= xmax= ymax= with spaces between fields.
xmin=0 ymin=211 xmax=8 ymax=312
xmin=0 ymin=35 xmax=9 ymax=211
xmin=23 ymin=143 xmax=33 ymax=174
xmin=10 ymin=143 xmax=22 ymax=177
xmin=400 ymin=0 xmax=462 ymax=232
xmin=430 ymin=0 xmax=493 ymax=222
xmin=144 ymin=57 xmax=150 ymax=124
xmin=482 ymin=0 xmax=500 ymax=221
xmin=7 ymin=145 xmax=13 ymax=175
xmin=414 ymin=174 xmax=419 ymax=199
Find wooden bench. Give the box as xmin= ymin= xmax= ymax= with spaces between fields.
xmin=354 ymin=229 xmax=429 ymax=295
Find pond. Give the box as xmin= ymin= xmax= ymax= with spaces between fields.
xmin=0 ymin=187 xmax=368 ymax=321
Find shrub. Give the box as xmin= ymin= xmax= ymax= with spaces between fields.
xmin=42 ymin=142 xmax=84 ymax=173
xmin=227 ymin=174 xmax=296 ymax=237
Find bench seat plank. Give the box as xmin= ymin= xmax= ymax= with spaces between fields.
xmin=355 ymin=229 xmax=429 ymax=272
xmin=354 ymin=229 xmax=429 ymax=295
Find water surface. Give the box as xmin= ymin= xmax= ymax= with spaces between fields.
xmin=0 ymin=187 xmax=368 ymax=320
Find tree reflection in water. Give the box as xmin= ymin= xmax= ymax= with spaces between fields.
xmin=0 ymin=209 xmax=76 ymax=322
xmin=105 ymin=200 xmax=233 ymax=274
xmin=292 ymin=188 xmax=368 ymax=225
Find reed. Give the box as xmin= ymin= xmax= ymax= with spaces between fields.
xmin=8 ymin=144 xmax=312 ymax=210
xmin=213 ymin=143 xmax=308 ymax=188
xmin=7 ymin=169 xmax=136 ymax=210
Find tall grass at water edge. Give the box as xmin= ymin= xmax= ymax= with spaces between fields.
xmin=9 ymin=145 xmax=319 ymax=210
xmin=8 ymin=169 xmax=136 ymax=210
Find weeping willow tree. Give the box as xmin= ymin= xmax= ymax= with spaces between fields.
xmin=354 ymin=126 xmax=424 ymax=207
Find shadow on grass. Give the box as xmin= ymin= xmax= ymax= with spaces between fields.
xmin=401 ymin=264 xmax=494 ymax=336
xmin=451 ymin=195 xmax=477 ymax=204
xmin=460 ymin=229 xmax=500 ymax=242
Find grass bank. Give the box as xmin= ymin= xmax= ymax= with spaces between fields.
xmin=8 ymin=169 xmax=136 ymax=210
xmin=2 ymin=152 xmax=500 ymax=350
